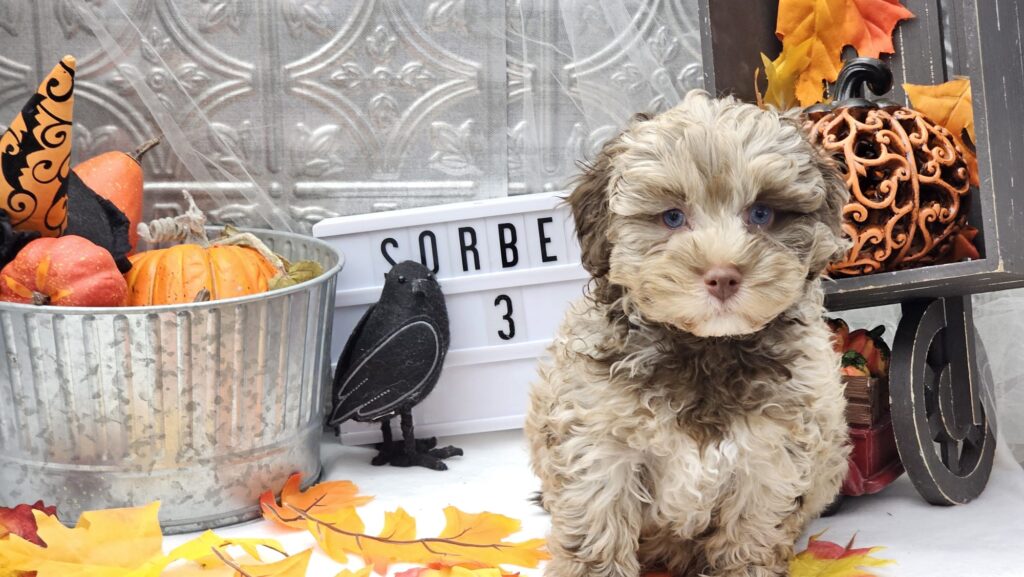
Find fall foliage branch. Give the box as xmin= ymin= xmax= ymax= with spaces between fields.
xmin=287 ymin=504 xmax=517 ymax=553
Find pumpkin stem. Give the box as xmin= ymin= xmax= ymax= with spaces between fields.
xmin=137 ymin=190 xmax=210 ymax=247
xmin=31 ymin=291 xmax=51 ymax=306
xmin=130 ymin=137 xmax=162 ymax=163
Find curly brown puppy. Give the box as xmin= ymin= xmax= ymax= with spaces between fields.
xmin=526 ymin=91 xmax=851 ymax=577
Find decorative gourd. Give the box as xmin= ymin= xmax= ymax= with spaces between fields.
xmin=124 ymin=192 xmax=285 ymax=306
xmin=126 ymin=244 xmax=279 ymax=305
xmin=0 ymin=235 xmax=127 ymax=307
xmin=804 ymin=58 xmax=973 ymax=275
xmin=0 ymin=56 xmax=76 ymax=237
xmin=73 ymin=137 xmax=159 ymax=253
xmin=846 ymin=325 xmax=891 ymax=378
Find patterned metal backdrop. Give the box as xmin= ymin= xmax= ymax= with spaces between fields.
xmin=0 ymin=0 xmax=704 ymax=232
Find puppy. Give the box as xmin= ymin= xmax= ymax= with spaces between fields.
xmin=526 ymin=91 xmax=851 ymax=577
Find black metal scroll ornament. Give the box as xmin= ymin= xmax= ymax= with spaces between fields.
xmin=890 ymin=296 xmax=996 ymax=505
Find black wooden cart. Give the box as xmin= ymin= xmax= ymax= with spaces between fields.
xmin=702 ymin=0 xmax=1022 ymax=505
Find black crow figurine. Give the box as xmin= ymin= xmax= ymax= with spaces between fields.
xmin=327 ymin=260 xmax=463 ymax=470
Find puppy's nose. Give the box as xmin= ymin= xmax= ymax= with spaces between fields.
xmin=703 ymin=265 xmax=742 ymax=302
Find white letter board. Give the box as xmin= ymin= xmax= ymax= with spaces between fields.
xmin=312 ymin=192 xmax=588 ymax=444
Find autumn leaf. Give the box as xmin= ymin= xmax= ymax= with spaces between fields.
xmin=335 ymin=567 xmax=374 ymax=577
xmin=297 ymin=505 xmax=548 ymax=576
xmin=0 ymin=501 xmax=57 ymax=546
xmin=165 ymin=548 xmax=314 ymax=577
xmin=904 ymin=77 xmax=979 ymax=185
xmin=260 ymin=472 xmax=373 ymax=530
xmin=0 ymin=502 xmax=167 ymax=577
xmin=776 ymin=0 xmax=913 ymax=105
xmin=758 ymin=39 xmax=813 ymax=109
xmin=165 ymin=530 xmax=288 ymax=568
xmin=395 ymin=566 xmax=508 ymax=577
xmin=790 ymin=533 xmax=894 ymax=577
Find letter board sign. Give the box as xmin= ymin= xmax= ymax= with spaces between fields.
xmin=312 ymin=192 xmax=588 ymax=444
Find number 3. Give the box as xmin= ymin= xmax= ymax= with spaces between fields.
xmin=494 ymin=294 xmax=516 ymax=340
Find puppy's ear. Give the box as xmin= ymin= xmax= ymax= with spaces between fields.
xmin=810 ymin=148 xmax=852 ymax=271
xmin=569 ymin=140 xmax=616 ymax=279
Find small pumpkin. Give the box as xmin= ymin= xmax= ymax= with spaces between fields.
xmin=124 ymin=192 xmax=285 ymax=306
xmin=126 ymin=243 xmax=279 ymax=305
xmin=0 ymin=235 xmax=127 ymax=306
xmin=846 ymin=325 xmax=890 ymax=378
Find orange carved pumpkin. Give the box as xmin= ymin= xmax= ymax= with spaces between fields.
xmin=0 ymin=235 xmax=127 ymax=306
xmin=125 ymin=244 xmax=279 ymax=306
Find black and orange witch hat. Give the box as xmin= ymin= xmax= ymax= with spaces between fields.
xmin=0 ymin=55 xmax=75 ymax=237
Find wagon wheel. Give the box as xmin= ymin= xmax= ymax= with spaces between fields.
xmin=890 ymin=296 xmax=997 ymax=505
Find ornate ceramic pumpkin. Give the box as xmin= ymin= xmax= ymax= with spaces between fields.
xmin=0 ymin=235 xmax=127 ymax=307
xmin=804 ymin=58 xmax=972 ymax=276
xmin=125 ymin=243 xmax=279 ymax=306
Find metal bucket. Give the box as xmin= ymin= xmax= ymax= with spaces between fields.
xmin=0 ymin=229 xmax=342 ymax=533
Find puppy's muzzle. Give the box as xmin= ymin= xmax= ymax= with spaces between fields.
xmin=703 ymin=265 xmax=742 ymax=302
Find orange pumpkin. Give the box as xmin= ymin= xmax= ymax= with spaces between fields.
xmin=0 ymin=235 xmax=127 ymax=306
xmin=125 ymin=244 xmax=279 ymax=306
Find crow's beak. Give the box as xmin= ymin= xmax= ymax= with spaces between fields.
xmin=411 ymin=278 xmax=428 ymax=296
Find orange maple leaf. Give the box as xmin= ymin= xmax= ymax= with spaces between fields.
xmin=904 ymin=77 xmax=979 ymax=186
xmin=776 ymin=0 xmax=913 ymax=105
xmin=790 ymin=533 xmax=893 ymax=577
xmin=297 ymin=505 xmax=548 ymax=576
xmin=260 ymin=472 xmax=373 ymax=530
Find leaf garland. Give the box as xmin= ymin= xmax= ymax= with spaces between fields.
xmin=292 ymin=504 xmax=548 ymax=576
xmin=260 ymin=472 xmax=373 ymax=530
xmin=0 ymin=478 xmax=890 ymax=577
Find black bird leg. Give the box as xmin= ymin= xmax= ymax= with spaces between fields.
xmin=372 ymin=410 xmax=463 ymax=470
xmin=371 ymin=419 xmax=394 ymax=466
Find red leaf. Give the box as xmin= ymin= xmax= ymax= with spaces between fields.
xmin=0 ymin=501 xmax=57 ymax=546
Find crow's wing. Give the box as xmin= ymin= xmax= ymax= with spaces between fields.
xmin=327 ymin=317 xmax=443 ymax=425
xmin=329 ymin=304 xmax=374 ymax=426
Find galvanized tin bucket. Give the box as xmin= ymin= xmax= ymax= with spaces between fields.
xmin=0 ymin=229 xmax=342 ymax=533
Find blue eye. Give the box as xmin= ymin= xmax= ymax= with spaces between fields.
xmin=662 ymin=209 xmax=687 ymax=229
xmin=747 ymin=204 xmax=774 ymax=227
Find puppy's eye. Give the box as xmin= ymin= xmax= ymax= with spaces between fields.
xmin=662 ymin=209 xmax=687 ymax=229
xmin=746 ymin=204 xmax=774 ymax=227
xmin=398 ymin=275 xmax=407 ymax=283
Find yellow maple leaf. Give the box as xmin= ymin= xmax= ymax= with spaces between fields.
xmin=165 ymin=530 xmax=288 ymax=569
xmin=299 ymin=505 xmax=548 ymax=576
xmin=904 ymin=77 xmax=979 ymax=186
xmin=0 ymin=502 xmax=168 ymax=577
xmin=395 ymin=566 xmax=506 ymax=577
xmin=759 ymin=39 xmax=813 ymax=109
xmin=164 ymin=549 xmax=311 ymax=577
xmin=790 ymin=533 xmax=894 ymax=577
xmin=261 ymin=473 xmax=374 ymax=530
xmin=335 ymin=566 xmax=373 ymax=577
xmin=776 ymin=0 xmax=913 ymax=105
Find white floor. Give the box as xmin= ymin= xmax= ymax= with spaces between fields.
xmin=165 ymin=429 xmax=1024 ymax=576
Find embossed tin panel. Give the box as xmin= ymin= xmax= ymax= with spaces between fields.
xmin=0 ymin=0 xmax=706 ymax=232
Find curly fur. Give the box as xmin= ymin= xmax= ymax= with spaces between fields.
xmin=527 ymin=91 xmax=852 ymax=577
